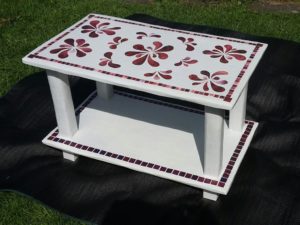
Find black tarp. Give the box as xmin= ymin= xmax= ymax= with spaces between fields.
xmin=0 ymin=14 xmax=299 ymax=225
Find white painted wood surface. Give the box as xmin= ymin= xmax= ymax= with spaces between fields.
xmin=23 ymin=14 xmax=268 ymax=110
xmin=229 ymin=84 xmax=248 ymax=132
xmin=96 ymin=82 xmax=113 ymax=99
xmin=204 ymin=106 xmax=224 ymax=179
xmin=63 ymin=152 xmax=78 ymax=161
xmin=42 ymin=91 xmax=259 ymax=195
xmin=203 ymin=190 xmax=219 ymax=201
xmin=23 ymin=13 xmax=266 ymax=201
xmin=47 ymin=70 xmax=77 ymax=138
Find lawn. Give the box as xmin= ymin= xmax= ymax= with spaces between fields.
xmin=0 ymin=0 xmax=299 ymax=224
xmin=0 ymin=191 xmax=87 ymax=225
xmin=1 ymin=0 xmax=300 ymax=96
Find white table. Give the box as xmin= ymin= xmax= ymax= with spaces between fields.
xmin=23 ymin=14 xmax=267 ymax=201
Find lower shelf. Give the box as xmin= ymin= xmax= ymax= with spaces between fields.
xmin=43 ymin=90 xmax=258 ymax=195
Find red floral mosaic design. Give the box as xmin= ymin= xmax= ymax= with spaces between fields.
xmin=174 ymin=57 xmax=198 ymax=67
xmin=144 ymin=70 xmax=172 ymax=80
xmin=189 ymin=70 xmax=228 ymax=92
xmin=125 ymin=41 xmax=174 ymax=67
xmin=28 ymin=14 xmax=265 ymax=104
xmin=136 ymin=32 xmax=161 ymax=39
xmin=81 ymin=20 xmax=121 ymax=37
xmin=203 ymin=45 xmax=247 ymax=63
xmin=177 ymin=37 xmax=197 ymax=51
xmin=108 ymin=36 xmax=128 ymax=49
xmin=99 ymin=52 xmax=120 ymax=68
xmin=50 ymin=38 xmax=92 ymax=58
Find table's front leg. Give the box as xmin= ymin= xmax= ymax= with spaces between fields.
xmin=203 ymin=106 xmax=225 ymax=201
xmin=47 ymin=70 xmax=78 ymax=161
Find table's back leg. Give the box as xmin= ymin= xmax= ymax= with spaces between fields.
xmin=229 ymin=84 xmax=248 ymax=132
xmin=96 ymin=82 xmax=113 ymax=99
xmin=63 ymin=152 xmax=78 ymax=162
xmin=203 ymin=190 xmax=219 ymax=201
xmin=47 ymin=70 xmax=78 ymax=161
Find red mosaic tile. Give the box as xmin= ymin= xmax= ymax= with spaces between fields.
xmin=135 ymin=160 xmax=142 ymax=165
xmin=204 ymin=179 xmax=211 ymax=184
xmin=123 ymin=157 xmax=130 ymax=162
xmin=211 ymin=180 xmax=218 ymax=185
xmin=218 ymin=182 xmax=225 ymax=187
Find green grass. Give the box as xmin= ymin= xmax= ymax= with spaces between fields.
xmin=0 ymin=0 xmax=299 ymax=223
xmin=0 ymin=0 xmax=299 ymax=96
xmin=0 ymin=191 xmax=87 ymax=225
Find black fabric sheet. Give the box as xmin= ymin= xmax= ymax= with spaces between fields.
xmin=0 ymin=14 xmax=300 ymax=225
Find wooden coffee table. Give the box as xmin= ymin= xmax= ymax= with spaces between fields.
xmin=22 ymin=14 xmax=267 ymax=201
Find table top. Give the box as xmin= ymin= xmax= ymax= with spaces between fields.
xmin=23 ymin=13 xmax=267 ymax=109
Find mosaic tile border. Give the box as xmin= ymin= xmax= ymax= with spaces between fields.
xmin=27 ymin=14 xmax=264 ymax=103
xmin=47 ymin=90 xmax=254 ymax=188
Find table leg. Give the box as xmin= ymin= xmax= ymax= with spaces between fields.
xmin=47 ymin=70 xmax=78 ymax=161
xmin=63 ymin=152 xmax=78 ymax=162
xmin=204 ymin=106 xmax=224 ymax=178
xmin=203 ymin=190 xmax=219 ymax=201
xmin=203 ymin=106 xmax=224 ymax=200
xmin=96 ymin=82 xmax=113 ymax=99
xmin=229 ymin=84 xmax=248 ymax=132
